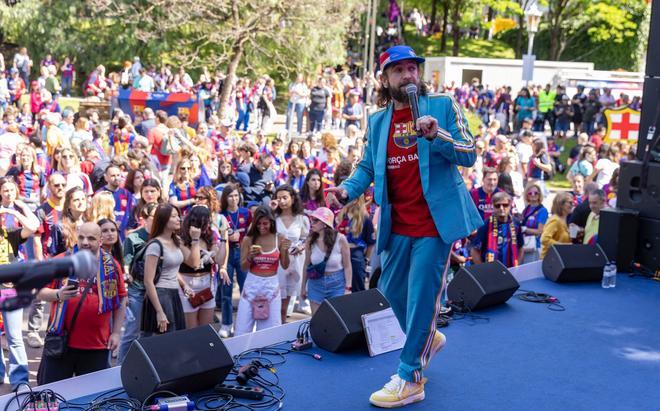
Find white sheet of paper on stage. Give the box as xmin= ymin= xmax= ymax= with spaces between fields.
xmin=362 ymin=308 xmax=406 ymax=357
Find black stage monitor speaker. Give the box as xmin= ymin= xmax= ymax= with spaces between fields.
xmin=121 ymin=325 xmax=233 ymax=402
xmin=598 ymin=208 xmax=639 ymax=272
xmin=636 ymin=217 xmax=660 ymax=271
xmin=310 ymin=288 xmax=390 ymax=352
xmin=542 ymin=244 xmax=608 ymax=283
xmin=446 ymin=261 xmax=519 ymax=311
xmin=617 ymin=160 xmax=660 ymax=219
xmin=635 ymin=78 xmax=660 ymax=160
xmin=646 ymin=0 xmax=660 ymax=76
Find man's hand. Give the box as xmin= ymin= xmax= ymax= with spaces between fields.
xmin=416 ymin=115 xmax=439 ymax=138
xmin=107 ymin=332 xmax=121 ymax=351
xmin=324 ymin=187 xmax=348 ymax=207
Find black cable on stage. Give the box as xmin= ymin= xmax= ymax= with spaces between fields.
xmin=516 ymin=289 xmax=565 ymax=311
xmin=440 ymin=302 xmax=491 ymax=326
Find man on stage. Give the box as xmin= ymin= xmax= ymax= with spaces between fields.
xmin=327 ymin=45 xmax=482 ymax=408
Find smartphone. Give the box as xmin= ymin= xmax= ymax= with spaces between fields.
xmin=68 ymin=279 xmax=79 ymax=289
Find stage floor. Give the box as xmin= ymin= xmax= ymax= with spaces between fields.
xmin=3 ymin=272 xmax=660 ymax=410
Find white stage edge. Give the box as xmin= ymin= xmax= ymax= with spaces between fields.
xmin=0 ymin=261 xmax=543 ymax=408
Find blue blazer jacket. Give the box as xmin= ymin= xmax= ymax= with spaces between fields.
xmin=340 ymin=94 xmax=483 ymax=253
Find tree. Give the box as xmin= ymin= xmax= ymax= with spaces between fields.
xmin=545 ymin=0 xmax=644 ymax=61
xmin=89 ymin=0 xmax=359 ymax=116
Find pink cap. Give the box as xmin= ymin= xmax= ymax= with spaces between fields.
xmin=307 ymin=207 xmax=335 ymax=229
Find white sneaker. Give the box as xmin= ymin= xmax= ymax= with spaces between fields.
xmin=369 ymin=375 xmax=426 ymax=408
xmin=219 ymin=324 xmax=233 ymax=338
xmin=294 ymin=299 xmax=312 ymax=315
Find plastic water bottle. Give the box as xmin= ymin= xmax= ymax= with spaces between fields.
xmin=602 ymin=262 xmax=617 ymax=288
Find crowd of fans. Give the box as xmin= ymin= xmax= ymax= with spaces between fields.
xmin=0 ymin=46 xmax=641 ymax=390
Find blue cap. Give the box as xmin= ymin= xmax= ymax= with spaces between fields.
xmin=379 ymin=45 xmax=425 ymax=71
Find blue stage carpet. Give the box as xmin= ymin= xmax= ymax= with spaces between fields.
xmin=64 ymin=275 xmax=660 ymax=410
xmin=280 ymin=275 xmax=660 ymax=410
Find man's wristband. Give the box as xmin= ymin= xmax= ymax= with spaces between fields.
xmin=345 ymin=286 xmax=352 ymax=291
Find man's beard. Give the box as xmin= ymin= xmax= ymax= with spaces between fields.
xmin=389 ymin=82 xmax=417 ymax=104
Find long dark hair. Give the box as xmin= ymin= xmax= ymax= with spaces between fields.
xmin=220 ymin=183 xmax=240 ymax=213
xmin=376 ymin=70 xmax=429 ymax=108
xmin=134 ymin=178 xmax=162 ymax=224
xmin=301 ymin=169 xmax=325 ymax=206
xmin=246 ymin=206 xmax=276 ymax=243
xmin=309 ymin=225 xmax=338 ymax=254
xmin=274 ymin=184 xmax=303 ymax=216
xmin=149 ymin=203 xmax=181 ymax=247
xmin=181 ymin=206 xmax=214 ymax=248
xmin=124 ymin=168 xmax=145 ymax=194
xmin=97 ymin=218 xmax=124 ymax=267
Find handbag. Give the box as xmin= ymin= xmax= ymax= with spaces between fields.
xmin=188 ymin=287 xmax=213 ymax=308
xmin=43 ymin=280 xmax=93 ymax=359
xmin=306 ymin=243 xmax=333 ymax=280
xmin=251 ymin=296 xmax=270 ymax=320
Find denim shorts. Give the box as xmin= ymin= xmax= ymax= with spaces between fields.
xmin=306 ymin=270 xmax=345 ymax=304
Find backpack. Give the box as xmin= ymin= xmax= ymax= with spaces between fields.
xmin=129 ymin=239 xmax=164 ymax=284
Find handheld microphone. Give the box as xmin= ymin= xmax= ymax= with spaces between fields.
xmin=0 ymin=251 xmax=96 ymax=310
xmin=405 ymin=83 xmax=421 ymax=135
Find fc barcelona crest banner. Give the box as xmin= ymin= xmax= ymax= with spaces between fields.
xmin=117 ymin=89 xmax=200 ymax=128
xmin=604 ymin=106 xmax=641 ymax=144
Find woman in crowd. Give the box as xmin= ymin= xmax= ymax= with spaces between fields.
xmin=6 ymin=144 xmax=46 ymax=207
xmin=273 ymin=185 xmax=309 ymax=323
xmin=87 ymin=191 xmax=115 ymax=223
xmin=141 ymin=204 xmax=201 ymax=336
xmin=215 ymin=160 xmax=237 ymax=188
xmin=287 ymin=157 xmax=306 ymax=192
xmin=218 ymin=183 xmax=251 ymax=337
xmin=298 ymin=140 xmax=317 ymax=171
xmin=520 ymin=182 xmax=548 ymax=264
xmin=178 ymin=206 xmax=229 ymax=329
xmin=590 ymin=145 xmax=620 ymax=188
xmin=60 ymin=187 xmax=87 ymax=253
xmin=57 ymin=147 xmax=93 ymax=197
xmin=514 ymin=87 xmax=535 ymax=132
xmin=130 ymin=178 xmax=162 ymax=228
xmin=301 ymin=207 xmax=352 ymax=315
xmin=301 ymin=169 xmax=325 ymax=211
xmin=497 ymin=156 xmax=524 ymax=213
xmin=125 ymin=168 xmax=146 ymax=202
xmin=336 ymin=195 xmax=375 ymax=292
xmin=540 ymin=192 xmax=574 ymax=259
xmin=168 ymin=158 xmax=197 ymax=213
xmin=284 ymin=140 xmax=300 ymax=163
xmin=99 ymin=218 xmax=124 ymax=268
xmin=568 ymin=146 xmax=596 ymax=182
xmin=236 ymin=206 xmax=290 ymax=335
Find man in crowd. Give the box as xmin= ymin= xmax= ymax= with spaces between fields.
xmin=470 ymin=167 xmax=501 ymax=222
xmin=36 ymin=222 xmax=126 ymax=384
xmin=97 ymin=165 xmax=133 ymax=240
xmin=470 ymin=191 xmax=523 ymax=267
xmin=583 ymin=189 xmax=606 ymax=245
xmin=28 ymin=173 xmax=68 ymax=348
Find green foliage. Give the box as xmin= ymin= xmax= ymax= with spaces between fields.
xmin=403 ymin=23 xmax=515 ymax=59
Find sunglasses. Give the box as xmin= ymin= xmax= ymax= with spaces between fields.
xmin=527 ymin=191 xmax=539 ymax=196
xmin=493 ymin=203 xmax=510 ymax=209
xmin=195 ymin=195 xmax=207 ymax=200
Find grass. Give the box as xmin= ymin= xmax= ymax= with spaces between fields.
xmin=546 ymin=137 xmax=577 ymax=190
xmin=402 ymin=24 xmax=516 ymax=60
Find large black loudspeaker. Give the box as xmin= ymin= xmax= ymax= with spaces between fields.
xmin=121 ymin=325 xmax=233 ymax=402
xmin=636 ymin=217 xmax=660 ymax=271
xmin=310 ymin=288 xmax=390 ymax=352
xmin=636 ymin=78 xmax=660 ymax=160
xmin=617 ymin=160 xmax=660 ymax=219
xmin=542 ymin=244 xmax=608 ymax=282
xmin=598 ymin=208 xmax=639 ymax=272
xmin=446 ymin=261 xmax=519 ymax=311
xmin=645 ymin=0 xmax=660 ymax=77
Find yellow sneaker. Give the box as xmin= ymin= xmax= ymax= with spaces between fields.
xmin=369 ymin=375 xmax=426 ymax=408
xmin=422 ymin=330 xmax=446 ymax=370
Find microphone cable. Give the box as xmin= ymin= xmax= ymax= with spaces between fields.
xmin=516 ymin=289 xmax=565 ymax=311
